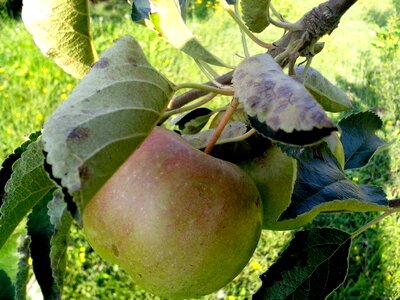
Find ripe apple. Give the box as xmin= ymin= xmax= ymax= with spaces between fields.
xmin=82 ymin=127 xmax=263 ymax=299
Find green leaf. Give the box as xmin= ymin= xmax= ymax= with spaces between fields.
xmin=239 ymin=145 xmax=297 ymax=230
xmin=339 ymin=111 xmax=387 ymax=169
xmin=21 ymin=0 xmax=98 ymax=79
xmin=48 ymin=189 xmax=73 ymax=291
xmin=0 ymin=141 xmax=56 ymax=250
xmin=172 ymin=107 xmax=213 ymax=134
xmin=295 ymin=65 xmax=352 ymax=112
xmin=0 ymin=270 xmax=15 ymax=300
xmin=42 ymin=36 xmax=174 ymax=212
xmin=182 ymin=121 xmax=247 ymax=149
xmin=15 ymin=236 xmax=31 ymax=300
xmin=241 ymin=0 xmax=270 ymax=33
xmin=0 ymin=131 xmax=41 ymax=206
xmin=136 ymin=0 xmax=228 ymax=67
xmin=233 ymin=54 xmax=336 ymax=146
xmin=253 ymin=228 xmax=351 ymax=300
xmin=27 ymin=192 xmax=60 ymax=300
xmin=0 ymin=221 xmax=26 ymax=284
xmin=279 ymin=143 xmax=388 ymax=224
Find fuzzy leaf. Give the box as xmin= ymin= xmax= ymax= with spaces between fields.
xmin=15 ymin=236 xmax=31 ymax=300
xmin=0 ymin=131 xmax=41 ymax=205
xmin=182 ymin=121 xmax=247 ymax=149
xmin=0 ymin=141 xmax=56 ymax=250
xmin=21 ymin=0 xmax=98 ymax=79
xmin=253 ymin=228 xmax=351 ymax=299
xmin=279 ymin=143 xmax=388 ymax=223
xmin=296 ymin=65 xmax=352 ymax=112
xmin=132 ymin=0 xmax=228 ymax=66
xmin=27 ymin=192 xmax=60 ymax=299
xmin=48 ymin=189 xmax=73 ymax=291
xmin=339 ymin=111 xmax=387 ymax=169
xmin=42 ymin=36 xmax=174 ymax=212
xmin=233 ymin=54 xmax=335 ymax=145
xmin=241 ymin=0 xmax=270 ymax=33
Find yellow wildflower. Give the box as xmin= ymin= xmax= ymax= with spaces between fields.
xmin=251 ymin=262 xmax=261 ymax=271
xmin=35 ymin=113 xmax=44 ymax=121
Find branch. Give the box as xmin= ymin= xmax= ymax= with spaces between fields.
xmin=167 ymin=0 xmax=358 ymax=110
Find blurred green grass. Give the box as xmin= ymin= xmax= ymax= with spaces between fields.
xmin=0 ymin=0 xmax=399 ymax=299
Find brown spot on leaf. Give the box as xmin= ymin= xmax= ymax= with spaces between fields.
xmin=78 ymin=165 xmax=91 ymax=184
xmin=67 ymin=127 xmax=90 ymax=142
xmin=93 ymin=57 xmax=109 ymax=69
xmin=128 ymin=57 xmax=138 ymax=66
xmin=112 ymin=244 xmax=119 ymax=257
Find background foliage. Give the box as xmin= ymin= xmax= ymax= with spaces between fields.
xmin=0 ymin=0 xmax=399 ymax=299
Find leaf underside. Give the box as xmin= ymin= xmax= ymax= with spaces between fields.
xmin=241 ymin=0 xmax=271 ymax=33
xmin=253 ymin=228 xmax=351 ymax=300
xmin=22 ymin=0 xmax=98 ymax=79
xmin=339 ymin=111 xmax=387 ymax=169
xmin=42 ymin=36 xmax=174 ymax=212
xmin=233 ymin=54 xmax=335 ymax=145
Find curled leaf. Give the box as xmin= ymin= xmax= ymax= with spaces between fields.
xmin=182 ymin=121 xmax=247 ymax=149
xmin=296 ymin=65 xmax=352 ymax=112
xmin=233 ymin=54 xmax=335 ymax=145
xmin=241 ymin=0 xmax=271 ymax=33
xmin=42 ymin=36 xmax=175 ymax=211
xmin=22 ymin=0 xmax=98 ymax=78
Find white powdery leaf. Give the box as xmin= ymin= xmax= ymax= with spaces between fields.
xmin=233 ymin=53 xmax=334 ymax=133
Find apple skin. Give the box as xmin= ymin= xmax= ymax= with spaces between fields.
xmin=83 ymin=127 xmax=263 ymax=299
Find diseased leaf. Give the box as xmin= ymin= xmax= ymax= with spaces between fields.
xmin=278 ymin=143 xmax=388 ymax=224
xmin=239 ymin=145 xmax=297 ymax=230
xmin=48 ymin=189 xmax=73 ymax=291
xmin=241 ymin=0 xmax=270 ymax=33
xmin=233 ymin=54 xmax=335 ymax=145
xmin=296 ymin=65 xmax=352 ymax=112
xmin=22 ymin=0 xmax=98 ymax=79
xmin=182 ymin=121 xmax=247 ymax=149
xmin=42 ymin=36 xmax=174 ymax=212
xmin=132 ymin=0 xmax=228 ymax=67
xmin=15 ymin=236 xmax=31 ymax=300
xmin=27 ymin=192 xmax=60 ymax=299
xmin=339 ymin=111 xmax=388 ymax=169
xmin=0 ymin=141 xmax=56 ymax=250
xmin=0 ymin=131 xmax=41 ymax=205
xmin=253 ymin=228 xmax=351 ymax=300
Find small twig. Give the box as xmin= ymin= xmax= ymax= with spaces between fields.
xmin=220 ymin=0 xmax=275 ymax=49
xmin=351 ymin=208 xmax=399 ymax=239
xmin=389 ymin=198 xmax=400 ymax=208
xmin=204 ymin=98 xmax=239 ymax=154
xmin=168 ymin=71 xmax=233 ymax=110
xmin=235 ymin=1 xmax=250 ymax=58
xmin=195 ymin=60 xmax=223 ymax=87
xmin=269 ymin=18 xmax=302 ymax=31
xmin=215 ymin=128 xmax=257 ymax=145
xmin=174 ymin=82 xmax=234 ymax=96
xmin=164 ymin=93 xmax=217 ymax=118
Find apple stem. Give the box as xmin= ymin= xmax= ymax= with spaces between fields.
xmin=204 ymin=98 xmax=239 ymax=154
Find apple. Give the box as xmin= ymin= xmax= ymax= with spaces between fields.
xmin=82 ymin=127 xmax=263 ymax=299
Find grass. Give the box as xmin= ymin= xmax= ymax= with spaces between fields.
xmin=1 ymin=0 xmax=400 ymax=299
